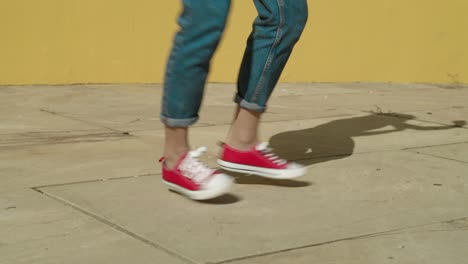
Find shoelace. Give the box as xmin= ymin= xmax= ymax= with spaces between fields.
xmin=255 ymin=142 xmax=287 ymax=165
xmin=179 ymin=146 xmax=214 ymax=183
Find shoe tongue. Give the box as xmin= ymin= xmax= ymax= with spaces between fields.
xmin=188 ymin=146 xmax=208 ymax=158
xmin=255 ymin=142 xmax=269 ymax=151
xmin=174 ymin=152 xmax=189 ymax=167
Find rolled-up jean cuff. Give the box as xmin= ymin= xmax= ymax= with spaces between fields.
xmin=160 ymin=114 xmax=198 ymax=127
xmin=234 ymin=94 xmax=266 ymax=113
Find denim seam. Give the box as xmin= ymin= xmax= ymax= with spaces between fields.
xmin=162 ymin=6 xmax=191 ymax=119
xmin=251 ymin=0 xmax=285 ymax=103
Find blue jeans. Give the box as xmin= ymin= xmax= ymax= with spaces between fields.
xmin=161 ymin=0 xmax=308 ymax=127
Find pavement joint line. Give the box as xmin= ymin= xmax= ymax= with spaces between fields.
xmin=355 ymin=109 xmax=468 ymax=129
xmin=28 ymin=149 xmax=396 ymax=191
xmin=30 ymin=173 xmax=160 ymax=190
xmin=404 ymin=150 xmax=468 ymax=164
xmin=212 ymin=217 xmax=468 ymax=264
xmin=0 ymin=132 xmax=134 ymax=149
xmin=27 ymin=149 xmax=418 ymax=191
xmin=352 ymin=105 xmax=467 ymax=114
xmin=0 ymin=129 xmax=107 ymax=135
xmin=39 ymin=108 xmax=128 ymax=133
xmin=31 ymin=187 xmax=198 ymax=264
xmin=0 ymin=138 xmax=130 ymax=150
xmin=403 ymin=141 xmax=468 ymax=150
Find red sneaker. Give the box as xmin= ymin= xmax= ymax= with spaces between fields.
xmin=217 ymin=142 xmax=306 ymax=179
xmin=160 ymin=147 xmax=233 ymax=200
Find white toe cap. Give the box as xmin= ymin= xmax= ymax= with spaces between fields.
xmin=286 ymin=162 xmax=305 ymax=170
xmin=203 ymin=173 xmax=233 ymax=190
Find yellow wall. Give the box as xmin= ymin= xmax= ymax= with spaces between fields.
xmin=1 ymin=0 xmax=467 ymax=85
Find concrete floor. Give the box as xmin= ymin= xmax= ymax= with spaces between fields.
xmin=0 ymin=83 xmax=467 ymax=264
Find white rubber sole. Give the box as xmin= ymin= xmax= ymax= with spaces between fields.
xmin=163 ymin=179 xmax=232 ymax=201
xmin=217 ymin=159 xmax=306 ymax=179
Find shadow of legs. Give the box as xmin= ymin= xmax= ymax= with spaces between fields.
xmin=222 ymin=171 xmax=313 ymax=187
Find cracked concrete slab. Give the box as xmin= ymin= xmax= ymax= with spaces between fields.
xmin=38 ymin=151 xmax=467 ymax=263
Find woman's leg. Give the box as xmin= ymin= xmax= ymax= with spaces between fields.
xmin=226 ymin=106 xmax=261 ymax=150
xmin=161 ymin=0 xmax=231 ymax=168
xmin=226 ymin=0 xmax=308 ymax=150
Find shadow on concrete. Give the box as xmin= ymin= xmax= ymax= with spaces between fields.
xmin=218 ymin=169 xmax=313 ymax=187
xmin=220 ymin=169 xmax=314 ymax=188
xmin=198 ymin=193 xmax=242 ymax=205
xmin=269 ymin=113 xmax=465 ymax=166
xmin=169 ymin=190 xmax=242 ymax=204
xmin=232 ymin=172 xmax=313 ymax=187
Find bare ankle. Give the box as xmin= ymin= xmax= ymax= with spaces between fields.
xmin=164 ymin=147 xmax=189 ymax=169
xmin=225 ymin=138 xmax=258 ymax=151
xmin=226 ymin=107 xmax=261 ymax=151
